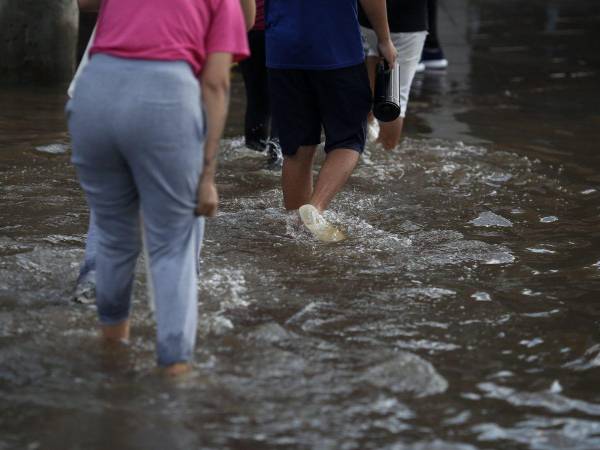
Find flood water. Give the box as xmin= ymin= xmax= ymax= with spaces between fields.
xmin=1 ymin=1 xmax=600 ymax=449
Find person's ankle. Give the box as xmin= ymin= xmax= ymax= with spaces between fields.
xmin=307 ymin=202 xmax=324 ymax=213
xmin=379 ymin=139 xmax=398 ymax=151
xmin=161 ymin=362 xmax=192 ymax=377
xmin=100 ymin=320 xmax=130 ymax=342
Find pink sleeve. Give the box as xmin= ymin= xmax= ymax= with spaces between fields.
xmin=206 ymin=0 xmax=250 ymax=62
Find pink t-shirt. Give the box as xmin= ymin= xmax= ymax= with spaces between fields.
xmin=90 ymin=0 xmax=250 ymax=76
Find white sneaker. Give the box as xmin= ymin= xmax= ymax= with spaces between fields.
xmin=421 ymin=47 xmax=449 ymax=70
xmin=415 ymin=62 xmax=426 ymax=73
xmin=298 ymin=204 xmax=346 ymax=243
xmin=423 ymin=58 xmax=448 ymax=70
xmin=367 ymin=120 xmax=380 ymax=143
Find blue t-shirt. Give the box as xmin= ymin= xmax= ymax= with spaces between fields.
xmin=265 ymin=0 xmax=365 ymax=70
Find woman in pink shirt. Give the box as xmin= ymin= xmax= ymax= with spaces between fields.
xmin=68 ymin=0 xmax=249 ymax=375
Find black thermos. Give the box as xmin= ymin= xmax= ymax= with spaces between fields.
xmin=373 ymin=60 xmax=400 ymax=122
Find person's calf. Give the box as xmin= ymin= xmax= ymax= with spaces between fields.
xmin=378 ymin=118 xmax=404 ymax=151
xmin=310 ymin=148 xmax=360 ymax=212
xmin=282 ymin=145 xmax=317 ymax=210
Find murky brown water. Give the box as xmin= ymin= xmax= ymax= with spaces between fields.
xmin=2 ymin=1 xmax=600 ymax=449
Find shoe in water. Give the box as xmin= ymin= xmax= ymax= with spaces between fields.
xmin=367 ymin=120 xmax=380 ymax=144
xmin=421 ymin=47 xmax=448 ymax=70
xmin=73 ymin=273 xmax=96 ymax=304
xmin=298 ymin=204 xmax=346 ymax=243
xmin=266 ymin=138 xmax=283 ymax=169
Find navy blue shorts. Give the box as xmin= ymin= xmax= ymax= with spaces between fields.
xmin=268 ymin=64 xmax=372 ymax=156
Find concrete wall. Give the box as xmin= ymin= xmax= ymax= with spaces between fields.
xmin=0 ymin=0 xmax=78 ymax=84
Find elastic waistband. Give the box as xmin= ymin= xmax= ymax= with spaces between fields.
xmin=90 ymin=53 xmax=195 ymax=78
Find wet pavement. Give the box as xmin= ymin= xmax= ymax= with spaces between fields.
xmin=1 ymin=1 xmax=600 ymax=449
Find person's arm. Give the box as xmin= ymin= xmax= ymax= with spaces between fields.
xmin=358 ymin=0 xmax=397 ymax=66
xmin=78 ymin=0 xmax=102 ymax=12
xmin=239 ymin=0 xmax=256 ymax=31
xmin=195 ymin=52 xmax=233 ymax=217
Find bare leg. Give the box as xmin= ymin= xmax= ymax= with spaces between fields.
xmin=282 ymin=145 xmax=317 ymax=210
xmin=365 ymin=57 xmax=377 ymax=125
xmin=101 ymin=319 xmax=130 ymax=342
xmin=378 ymin=117 xmax=404 ymax=150
xmin=310 ymin=148 xmax=359 ymax=212
xmin=366 ymin=57 xmax=377 ymax=95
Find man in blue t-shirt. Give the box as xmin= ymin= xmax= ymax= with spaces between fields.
xmin=265 ymin=0 xmax=396 ymax=242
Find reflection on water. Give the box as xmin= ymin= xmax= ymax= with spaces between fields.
xmin=1 ymin=0 xmax=600 ymax=449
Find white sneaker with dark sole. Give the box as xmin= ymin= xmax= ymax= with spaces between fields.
xmin=421 ymin=47 xmax=449 ymax=70
xmin=298 ymin=204 xmax=346 ymax=243
xmin=423 ymin=58 xmax=448 ymax=70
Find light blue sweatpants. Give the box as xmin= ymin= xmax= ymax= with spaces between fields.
xmin=67 ymin=54 xmax=205 ymax=366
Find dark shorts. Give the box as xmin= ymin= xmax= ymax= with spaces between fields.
xmin=268 ymin=64 xmax=372 ymax=156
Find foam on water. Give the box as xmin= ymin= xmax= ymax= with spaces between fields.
xmin=198 ymin=266 xmax=250 ymax=335
xmin=34 ymin=143 xmax=69 ymax=155
xmin=473 ymin=418 xmax=600 ymax=450
xmin=471 ymin=291 xmax=492 ymax=302
xmin=478 ymin=382 xmax=600 ymax=415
